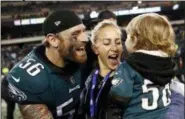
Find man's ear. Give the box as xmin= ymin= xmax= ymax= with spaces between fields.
xmin=46 ymin=34 xmax=60 ymax=48
xmin=92 ymin=44 xmax=99 ymax=55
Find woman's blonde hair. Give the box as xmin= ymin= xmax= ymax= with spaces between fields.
xmin=91 ymin=20 xmax=122 ymax=44
xmin=126 ymin=13 xmax=176 ymax=56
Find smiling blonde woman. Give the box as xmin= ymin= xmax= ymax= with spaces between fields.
xmin=82 ymin=20 xmax=124 ymax=119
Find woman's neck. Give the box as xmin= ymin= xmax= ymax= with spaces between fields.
xmin=98 ymin=63 xmax=115 ymax=78
xmin=99 ymin=68 xmax=112 ymax=77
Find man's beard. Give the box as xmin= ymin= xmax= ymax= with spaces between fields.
xmin=58 ymin=45 xmax=77 ymax=65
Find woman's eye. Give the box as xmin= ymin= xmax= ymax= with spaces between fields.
xmin=103 ymin=39 xmax=110 ymax=45
xmin=116 ymin=41 xmax=121 ymax=45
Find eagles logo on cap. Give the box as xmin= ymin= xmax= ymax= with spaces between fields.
xmin=54 ymin=21 xmax=61 ymax=26
xmin=42 ymin=10 xmax=82 ymax=36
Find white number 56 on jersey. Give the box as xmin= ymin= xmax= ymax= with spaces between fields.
xmin=19 ymin=58 xmax=44 ymax=76
xmin=142 ymin=79 xmax=171 ymax=110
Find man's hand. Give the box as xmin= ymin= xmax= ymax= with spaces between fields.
xmin=19 ymin=104 xmax=53 ymax=119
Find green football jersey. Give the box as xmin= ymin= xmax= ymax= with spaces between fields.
xmin=110 ymin=61 xmax=172 ymax=119
xmin=7 ymin=45 xmax=84 ymax=119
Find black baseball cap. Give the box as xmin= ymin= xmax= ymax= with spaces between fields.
xmin=98 ymin=10 xmax=117 ymax=22
xmin=43 ymin=10 xmax=82 ymax=36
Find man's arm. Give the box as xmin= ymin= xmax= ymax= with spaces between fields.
xmin=19 ymin=104 xmax=53 ymax=119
